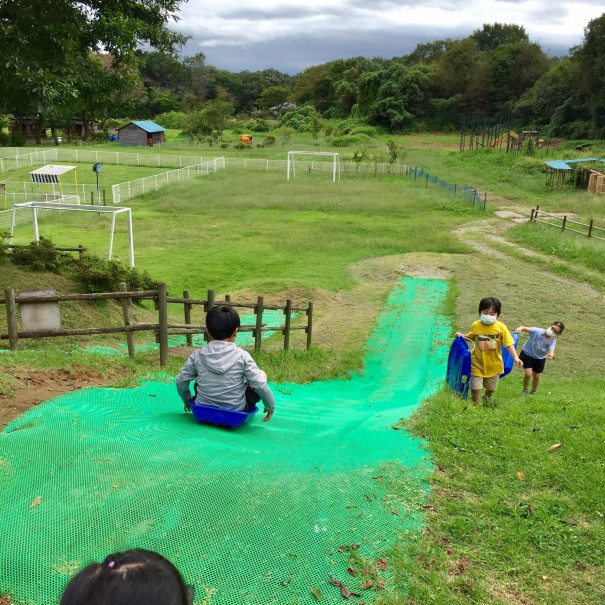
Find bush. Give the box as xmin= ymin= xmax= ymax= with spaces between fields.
xmin=0 ymin=131 xmax=11 ymax=146
xmin=93 ymin=130 xmax=110 ymax=142
xmin=245 ymin=119 xmax=269 ymax=132
xmin=330 ymin=134 xmax=369 ymax=147
xmin=10 ymin=131 xmax=26 ymax=146
xmin=350 ymin=125 xmax=378 ymax=137
xmin=263 ymin=135 xmax=276 ymax=147
xmin=278 ymin=105 xmax=320 ymax=133
xmin=154 ymin=111 xmax=188 ymax=130
xmin=70 ymin=254 xmax=158 ymax=294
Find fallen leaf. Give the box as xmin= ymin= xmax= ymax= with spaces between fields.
xmin=347 ymin=567 xmax=356 ymax=576
xmin=390 ymin=509 xmax=399 ymax=515
xmin=29 ymin=496 xmax=42 ymax=509
xmin=542 ymin=575 xmax=549 ymax=580
xmin=310 ymin=586 xmax=322 ymax=602
xmin=338 ymin=546 xmax=346 ymax=553
xmin=361 ymin=580 xmax=373 ymax=590
xmin=374 ymin=558 xmax=387 ymax=571
xmin=350 ymin=544 xmax=360 ymax=550
xmin=365 ymin=494 xmax=371 ymax=501
xmin=436 ymin=538 xmax=450 ymax=545
xmin=329 ymin=576 xmax=352 ymax=598
xmin=549 ymin=443 xmax=563 ymax=453
xmin=460 ymin=558 xmax=471 ymax=571
xmin=527 ymin=504 xmax=534 ymax=515
xmin=517 ymin=470 xmax=524 ymax=480
xmin=372 ymin=475 xmax=383 ymax=479
xmin=498 ymin=539 xmax=503 ymax=547
xmin=576 ymin=560 xmax=587 ymax=570
xmin=375 ymin=582 xmax=385 ymax=590
xmin=444 ymin=547 xmax=455 ymax=555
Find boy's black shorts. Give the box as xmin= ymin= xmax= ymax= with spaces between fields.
xmin=519 ymin=350 xmax=546 ymax=373
xmin=244 ymin=384 xmax=261 ymax=412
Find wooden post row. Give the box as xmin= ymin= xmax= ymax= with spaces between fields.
xmin=306 ymin=301 xmax=313 ymax=350
xmin=283 ymin=299 xmax=292 ymax=350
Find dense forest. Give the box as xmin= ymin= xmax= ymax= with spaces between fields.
xmin=0 ymin=0 xmax=603 ymax=142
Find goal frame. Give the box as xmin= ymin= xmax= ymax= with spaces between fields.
xmin=286 ymin=151 xmax=340 ymax=182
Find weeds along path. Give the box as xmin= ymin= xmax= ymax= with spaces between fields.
xmin=0 ymin=277 xmax=450 ymax=605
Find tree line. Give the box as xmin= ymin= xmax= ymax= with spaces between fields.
xmin=0 ymin=2 xmax=603 ymax=143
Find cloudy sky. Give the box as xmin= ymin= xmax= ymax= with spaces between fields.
xmin=173 ymin=1 xmax=603 ymax=74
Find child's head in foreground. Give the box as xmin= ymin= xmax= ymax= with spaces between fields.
xmin=206 ymin=304 xmax=240 ymax=340
xmin=60 ymin=549 xmax=188 ymax=605
xmin=478 ymin=297 xmax=501 ymax=324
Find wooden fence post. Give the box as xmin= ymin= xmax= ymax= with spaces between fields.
xmin=78 ymin=244 xmax=84 ymax=260
xmin=283 ymin=298 xmax=292 ymax=350
xmin=103 ymin=189 xmax=106 ymax=206
xmin=306 ymin=301 xmax=313 ymax=350
xmin=183 ymin=289 xmax=192 ymax=346
xmin=205 ymin=289 xmax=215 ymax=313
xmin=588 ymin=219 xmax=593 ymax=238
xmin=255 ymin=296 xmax=263 ymax=352
xmin=5 ymin=288 xmax=19 ymax=351
xmin=119 ymin=282 xmax=135 ymax=358
xmin=158 ymin=283 xmax=168 ymax=366
xmin=562 ymin=216 xmax=567 ymax=230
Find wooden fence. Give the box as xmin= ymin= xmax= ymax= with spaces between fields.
xmin=1 ymin=284 xmax=313 ymax=366
xmin=530 ymin=206 xmax=605 ymax=242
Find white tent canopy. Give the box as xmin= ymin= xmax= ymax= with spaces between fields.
xmin=30 ymin=165 xmax=77 ymax=184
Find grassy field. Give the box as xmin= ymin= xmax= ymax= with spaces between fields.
xmin=1 ymin=134 xmax=604 ymax=604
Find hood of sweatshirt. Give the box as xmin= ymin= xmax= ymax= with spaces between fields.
xmin=198 ymin=340 xmax=242 ymax=375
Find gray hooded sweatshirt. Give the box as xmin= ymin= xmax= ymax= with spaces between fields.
xmin=175 ymin=340 xmax=275 ymax=413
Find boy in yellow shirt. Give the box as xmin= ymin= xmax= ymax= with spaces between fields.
xmin=456 ymin=297 xmax=523 ymax=404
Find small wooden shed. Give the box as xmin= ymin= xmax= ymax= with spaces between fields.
xmin=117 ymin=120 xmax=165 ymax=147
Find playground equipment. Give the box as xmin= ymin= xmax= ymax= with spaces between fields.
xmin=287 ymin=151 xmax=340 ymax=182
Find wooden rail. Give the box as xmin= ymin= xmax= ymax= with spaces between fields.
xmin=2 ymin=243 xmax=87 ymax=260
xmin=1 ymin=286 xmax=313 ymax=365
xmin=530 ymin=206 xmax=605 ymax=242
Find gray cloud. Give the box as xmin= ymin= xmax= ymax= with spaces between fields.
xmin=175 ymin=1 xmax=600 ymax=73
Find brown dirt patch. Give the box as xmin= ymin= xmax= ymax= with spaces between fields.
xmin=0 ymin=368 xmax=117 ymax=429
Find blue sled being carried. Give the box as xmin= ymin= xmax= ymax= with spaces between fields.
xmin=189 ymin=403 xmax=259 ymax=429
xmin=447 ymin=331 xmax=519 ymax=398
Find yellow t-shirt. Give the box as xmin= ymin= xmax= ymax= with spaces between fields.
xmin=467 ymin=319 xmax=514 ymax=378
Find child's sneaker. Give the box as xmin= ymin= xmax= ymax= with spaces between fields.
xmin=521 ymin=389 xmax=528 ymax=396
xmin=529 ymin=390 xmax=536 ymax=395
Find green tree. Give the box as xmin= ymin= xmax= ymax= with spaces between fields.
xmin=256 ymin=86 xmax=291 ymax=115
xmin=471 ymin=23 xmax=529 ymax=51
xmin=0 ymin=0 xmax=187 ymax=140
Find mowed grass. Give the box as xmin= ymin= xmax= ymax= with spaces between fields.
xmin=1 ymin=161 xmax=171 ymax=189
xmin=7 ymin=170 xmax=478 ymax=297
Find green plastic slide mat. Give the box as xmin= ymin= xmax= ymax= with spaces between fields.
xmin=0 ymin=277 xmax=449 ymax=604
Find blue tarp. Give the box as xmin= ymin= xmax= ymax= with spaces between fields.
xmin=545 ymin=158 xmax=602 ymax=170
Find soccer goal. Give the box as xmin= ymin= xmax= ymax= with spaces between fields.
xmin=286 ymin=151 xmax=340 ymax=182
xmin=9 ymin=201 xmax=135 ymax=267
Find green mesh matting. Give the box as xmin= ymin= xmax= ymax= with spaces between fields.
xmin=0 ymin=277 xmax=449 ymax=604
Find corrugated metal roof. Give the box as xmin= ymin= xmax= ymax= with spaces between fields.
xmin=545 ymin=158 xmax=602 ymax=170
xmin=29 ymin=165 xmax=77 ymax=183
xmin=545 ymin=160 xmax=572 ymax=170
xmin=132 ymin=120 xmax=165 ymax=133
xmin=116 ymin=120 xmax=166 ymax=133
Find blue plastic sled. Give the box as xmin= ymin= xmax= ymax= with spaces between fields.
xmin=446 ymin=336 xmax=472 ymax=399
xmin=500 ymin=331 xmax=519 ymax=378
xmin=189 ymin=402 xmax=258 ymax=429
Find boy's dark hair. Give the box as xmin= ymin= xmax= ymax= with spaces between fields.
xmin=478 ymin=297 xmax=501 ymax=315
xmin=206 ymin=305 xmax=240 ymax=340
xmin=60 ymin=549 xmax=189 ymax=605
xmin=552 ymin=321 xmax=565 ymax=333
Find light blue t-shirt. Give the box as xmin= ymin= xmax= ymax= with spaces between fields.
xmin=522 ymin=327 xmax=556 ymax=360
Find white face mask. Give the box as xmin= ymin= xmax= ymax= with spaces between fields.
xmin=546 ymin=327 xmax=555 ymax=337
xmin=480 ymin=314 xmax=497 ymax=325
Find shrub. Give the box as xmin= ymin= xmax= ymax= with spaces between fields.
xmin=0 ymin=131 xmax=11 ymax=146
xmin=245 ymin=119 xmax=269 ymax=132
xmin=351 ymin=125 xmax=378 ymax=137
xmin=221 ymin=143 xmax=230 ymax=148
xmin=330 ymin=134 xmax=369 ymax=147
xmin=10 ymin=131 xmax=26 ymax=146
xmin=93 ymin=130 xmax=110 ymax=142
xmin=263 ymin=135 xmax=276 ymax=147
xmin=154 ymin=111 xmax=188 ymax=129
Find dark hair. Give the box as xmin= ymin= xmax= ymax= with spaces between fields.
xmin=478 ymin=297 xmax=501 ymax=315
xmin=206 ymin=305 xmax=240 ymax=340
xmin=552 ymin=321 xmax=565 ymax=333
xmin=60 ymin=549 xmax=188 ymax=605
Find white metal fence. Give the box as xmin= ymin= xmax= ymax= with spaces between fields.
xmin=112 ymin=157 xmax=225 ymax=203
